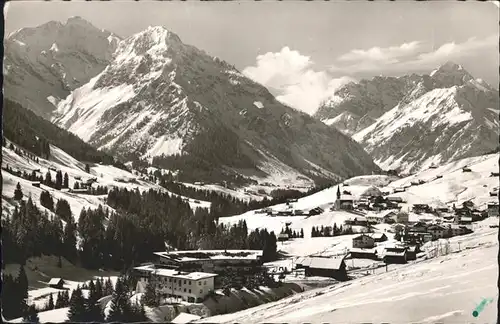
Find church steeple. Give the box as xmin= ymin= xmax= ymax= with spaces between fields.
xmin=337 ymin=185 xmax=341 ymax=199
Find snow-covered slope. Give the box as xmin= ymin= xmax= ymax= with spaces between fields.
xmin=198 ymin=218 xmax=498 ymax=323
xmin=382 ymin=153 xmax=499 ymax=210
xmin=4 ymin=16 xmax=120 ymax=118
xmin=1 ymin=142 xmax=211 ymax=222
xmin=50 ymin=20 xmax=379 ymax=184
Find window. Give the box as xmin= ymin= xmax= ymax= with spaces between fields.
xmin=169 ymin=278 xmax=172 ymax=282
xmin=200 ymin=289 xmax=203 ymax=294
xmin=184 ymin=280 xmax=187 ymax=284
xmin=184 ymin=288 xmax=186 ymax=292
xmin=204 ymin=281 xmax=207 ymax=285
xmin=174 ymin=279 xmax=176 ymax=283
xmin=198 ymin=281 xmax=202 ymax=286
xmin=189 ymin=289 xmax=191 ymax=293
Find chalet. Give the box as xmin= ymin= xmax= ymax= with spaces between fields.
xmin=458 ymin=216 xmax=472 ymax=225
xmin=427 ymin=225 xmax=447 ymax=240
xmin=471 ymin=211 xmax=483 ymax=222
xmin=371 ymin=232 xmax=388 ymax=243
xmin=345 ymin=215 xmax=368 ymax=226
xmin=308 ymin=207 xmax=324 ymax=216
xmin=409 ymin=222 xmax=428 ymax=233
xmin=490 ymin=172 xmax=500 ymax=177
xmin=48 ymin=278 xmax=65 ymax=289
xmin=450 ymin=224 xmax=472 ymax=236
xmin=294 ymin=256 xmax=348 ymax=281
xmin=366 ymin=211 xmax=397 ymax=224
xmin=435 ymin=207 xmax=450 ymax=213
xmin=429 ymin=165 xmax=438 ymax=169
xmin=293 ymin=209 xmax=305 ymax=216
xmin=356 ymin=198 xmax=370 ymax=210
xmin=349 ymin=248 xmax=378 ymax=260
xmin=488 ymin=202 xmax=499 ymax=217
xmin=406 ymin=246 xmax=419 ymax=261
xmin=393 ymin=188 xmax=405 ymax=193
xmin=31 ymin=182 xmax=41 ymax=188
xmin=418 ymin=179 xmax=426 ymax=185
xmin=276 ymin=210 xmax=293 ymax=216
xmin=435 ymin=175 xmax=443 ymax=179
xmin=395 ymin=212 xmax=409 ymax=224
xmin=412 ymin=204 xmax=431 ymax=214
xmin=352 ymin=234 xmax=375 ymax=248
xmin=386 ymin=196 xmax=404 ymax=203
xmin=277 ymin=233 xmax=289 ymax=242
xmin=410 ymin=180 xmax=420 ymax=186
xmin=462 ymin=167 xmax=472 ymax=172
xmin=383 ymin=246 xmax=407 ymax=264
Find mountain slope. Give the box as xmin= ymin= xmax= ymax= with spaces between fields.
xmin=317 ymin=62 xmax=498 ymax=174
xmin=352 ymin=74 xmax=499 ymax=174
xmin=52 ymin=24 xmax=380 ymax=184
xmin=4 ymin=16 xmax=120 ymax=118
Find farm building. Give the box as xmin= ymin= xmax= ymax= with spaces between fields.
xmin=366 ymin=211 xmax=396 ymax=224
xmin=383 ymin=246 xmax=407 ymax=264
xmin=371 ymin=232 xmax=388 ymax=243
xmin=345 ymin=215 xmax=368 ymax=226
xmin=308 ymin=207 xmax=324 ymax=216
xmin=395 ymin=212 xmax=409 ymax=224
xmin=349 ymin=248 xmax=378 ymax=260
xmin=48 ymin=278 xmax=65 ymax=289
xmin=462 ymin=167 xmax=472 ymax=172
xmin=294 ymin=256 xmax=348 ymax=281
xmin=352 ymin=234 xmax=375 ymax=248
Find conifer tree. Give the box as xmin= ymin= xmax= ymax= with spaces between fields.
xmin=300 ymin=228 xmax=304 ymax=238
xmin=46 ymin=293 xmax=55 ymax=310
xmin=55 ymin=291 xmax=64 ymax=309
xmin=14 ymin=182 xmax=23 ymax=200
xmin=68 ymin=286 xmax=86 ymax=322
xmin=86 ymin=280 xmax=104 ymax=322
xmin=142 ymin=279 xmax=159 ymax=307
xmin=55 ymin=171 xmax=63 ymax=190
xmin=85 ymin=164 xmax=91 ymax=174
xmin=23 ymin=305 xmax=39 ymax=323
xmin=63 ymin=173 xmax=69 ymax=189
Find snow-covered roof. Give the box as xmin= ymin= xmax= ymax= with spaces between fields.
xmin=295 ymin=256 xmax=345 ymax=270
xmin=371 ymin=233 xmax=387 ymax=239
xmin=384 ymin=251 xmax=406 ymax=257
xmin=48 ymin=278 xmax=64 ymax=285
xmin=352 ymin=234 xmax=373 ymax=241
xmin=349 ymin=248 xmax=377 ymax=254
xmin=171 ymin=312 xmax=202 ymax=324
xmin=133 ymin=265 xmax=217 ymax=280
xmin=154 ymin=249 xmax=263 ymax=262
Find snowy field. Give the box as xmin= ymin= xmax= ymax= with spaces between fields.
xmin=197 ymin=218 xmax=499 ymax=323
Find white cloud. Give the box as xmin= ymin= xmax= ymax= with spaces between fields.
xmin=338 ymin=41 xmax=422 ymax=63
xmin=330 ymin=35 xmax=497 ymax=75
xmin=243 ymin=47 xmax=354 ymax=115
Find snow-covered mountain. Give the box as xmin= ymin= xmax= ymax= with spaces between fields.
xmin=50 ymin=22 xmax=379 ymax=184
xmin=4 ymin=16 xmax=120 ymax=117
xmin=317 ymin=62 xmax=499 ymax=174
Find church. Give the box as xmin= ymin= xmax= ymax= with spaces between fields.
xmin=333 ymin=185 xmax=354 ymax=211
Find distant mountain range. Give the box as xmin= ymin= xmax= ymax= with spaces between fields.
xmin=316 ymin=62 xmax=499 ymax=174
xmin=4 ymin=17 xmax=380 ymax=185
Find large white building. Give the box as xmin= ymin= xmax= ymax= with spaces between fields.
xmin=134 ymin=264 xmax=217 ymax=303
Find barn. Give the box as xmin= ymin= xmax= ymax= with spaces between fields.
xmin=295 ymin=256 xmax=348 ymax=281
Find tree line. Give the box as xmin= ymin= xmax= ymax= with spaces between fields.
xmin=310 ymin=223 xmax=373 ymax=238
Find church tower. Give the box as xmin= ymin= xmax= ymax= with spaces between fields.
xmin=335 ymin=185 xmax=341 ymax=210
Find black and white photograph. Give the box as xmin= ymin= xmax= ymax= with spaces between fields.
xmin=2 ymin=0 xmax=499 ymax=323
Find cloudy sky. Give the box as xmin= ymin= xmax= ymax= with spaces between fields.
xmin=5 ymin=1 xmax=499 ymax=114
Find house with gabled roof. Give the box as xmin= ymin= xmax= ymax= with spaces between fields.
xmin=294 ymin=256 xmax=348 ymax=281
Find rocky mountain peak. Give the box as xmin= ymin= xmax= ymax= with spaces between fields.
xmin=429 ymin=61 xmax=474 ymax=88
